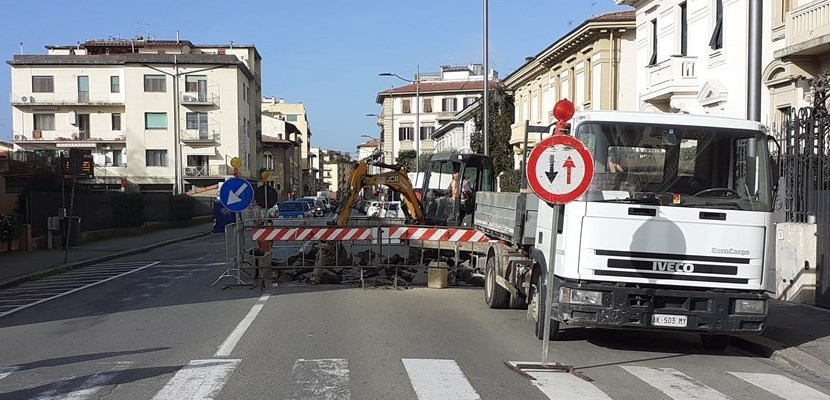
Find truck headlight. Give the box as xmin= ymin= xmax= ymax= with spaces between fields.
xmin=734 ymin=299 xmax=765 ymax=314
xmin=559 ymin=288 xmax=602 ymax=305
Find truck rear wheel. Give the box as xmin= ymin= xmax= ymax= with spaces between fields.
xmin=533 ymin=275 xmax=560 ymax=340
xmin=485 ymin=255 xmax=510 ymax=309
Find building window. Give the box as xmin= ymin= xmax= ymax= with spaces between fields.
xmin=420 ymin=126 xmax=434 ymax=141
xmin=680 ymin=2 xmax=688 ymax=56
xmin=286 ymin=114 xmax=298 ymax=122
xmin=112 ymin=113 xmax=121 ymax=131
xmin=263 ymin=153 xmax=274 ymax=170
xmin=110 ymin=76 xmax=120 ymax=93
xmin=463 ymin=97 xmax=477 ymax=108
xmin=146 ymin=150 xmax=168 ymax=166
xmin=32 ymin=76 xmax=54 ymax=93
xmin=186 ymin=112 xmax=208 ymax=131
xmin=775 ymin=0 xmax=793 ymax=26
xmin=649 ymin=19 xmax=658 ymax=66
xmin=185 ymin=75 xmax=206 ymax=92
xmin=423 ymin=98 xmax=432 ymax=113
xmin=442 ymin=98 xmax=458 ymax=112
xmin=33 ymin=113 xmax=55 ymax=130
xmin=242 ymin=83 xmax=248 ymax=102
xmin=145 ymin=112 xmax=168 ymax=129
xmin=398 ymin=127 xmax=414 ymax=141
xmin=709 ymin=0 xmax=723 ymax=50
xmin=112 ymin=149 xmax=123 ymax=167
xmin=144 ymin=75 xmax=166 ymax=92
xmin=402 ymin=99 xmax=412 ymax=114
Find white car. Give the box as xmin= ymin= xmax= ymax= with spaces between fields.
xmin=366 ymin=201 xmax=381 ymax=217
xmin=379 ymin=201 xmax=401 ymax=218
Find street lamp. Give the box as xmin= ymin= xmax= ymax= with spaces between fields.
xmin=380 ymin=66 xmax=421 ymax=176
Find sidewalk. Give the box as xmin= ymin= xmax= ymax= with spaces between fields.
xmin=732 ymin=300 xmax=830 ymax=378
xmin=0 ymin=222 xmax=214 ymax=288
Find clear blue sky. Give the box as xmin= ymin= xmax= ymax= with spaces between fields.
xmin=0 ymin=0 xmax=627 ymax=154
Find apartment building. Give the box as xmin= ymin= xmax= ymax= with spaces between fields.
xmin=261 ymin=97 xmax=316 ymax=196
xmin=374 ymin=64 xmax=497 ymax=165
xmin=766 ymin=0 xmax=830 ymax=126
xmin=260 ymin=107 xmax=302 ymax=197
xmin=617 ymin=0 xmax=780 ymax=123
xmin=319 ymin=150 xmax=354 ymax=198
xmin=8 ymin=38 xmax=262 ymax=193
xmin=503 ymin=10 xmax=636 ymax=168
xmin=430 ymin=99 xmax=480 ymax=154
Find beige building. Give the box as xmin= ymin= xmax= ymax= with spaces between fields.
xmin=261 ymin=97 xmax=316 ymax=196
xmin=503 ymin=11 xmax=636 ymax=168
xmin=766 ymin=0 xmax=830 ymax=127
xmin=374 ymin=64 xmax=497 ymax=165
xmin=319 ymin=150 xmax=354 ymax=198
xmin=8 ymin=39 xmax=261 ymax=193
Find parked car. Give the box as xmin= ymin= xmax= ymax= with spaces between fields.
xmin=366 ymin=201 xmax=382 ymax=217
xmin=301 ymin=197 xmax=325 ymax=217
xmin=278 ymin=201 xmax=309 ymax=218
xmin=379 ymin=201 xmax=401 ymax=218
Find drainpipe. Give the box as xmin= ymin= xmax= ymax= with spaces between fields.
xmin=747 ymin=0 xmax=762 ymax=121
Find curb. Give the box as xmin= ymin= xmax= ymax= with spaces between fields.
xmin=732 ymin=335 xmax=830 ymax=379
xmin=0 ymin=231 xmax=213 ymax=290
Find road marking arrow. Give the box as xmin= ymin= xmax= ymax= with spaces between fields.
xmin=545 ymin=154 xmax=558 ymax=183
xmin=562 ymin=156 xmax=576 ymax=184
xmin=228 ymin=184 xmax=248 ymax=205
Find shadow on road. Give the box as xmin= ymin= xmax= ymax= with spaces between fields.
xmin=7 ymin=347 xmax=169 ymax=374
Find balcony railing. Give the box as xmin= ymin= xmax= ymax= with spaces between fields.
xmin=183 ymin=165 xmax=230 ymax=177
xmin=180 ymin=130 xmax=220 ymax=144
xmin=12 ymin=130 xmax=127 ymax=143
xmin=181 ymin=91 xmax=219 ymax=106
xmin=10 ymin=92 xmax=125 ymax=106
xmin=642 ymin=56 xmax=698 ymax=101
xmin=786 ymin=0 xmax=830 ymax=47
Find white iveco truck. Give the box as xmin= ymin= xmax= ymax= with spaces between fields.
xmin=477 ymin=108 xmax=776 ymax=347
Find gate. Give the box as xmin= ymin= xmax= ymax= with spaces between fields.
xmin=781 ymin=102 xmax=830 ymax=308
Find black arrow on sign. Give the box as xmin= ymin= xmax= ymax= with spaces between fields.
xmin=545 ymin=154 xmax=558 ymax=183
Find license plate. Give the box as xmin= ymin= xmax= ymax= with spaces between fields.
xmin=651 ymin=314 xmax=688 ymax=327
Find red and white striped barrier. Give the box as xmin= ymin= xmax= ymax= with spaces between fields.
xmin=252 ymin=227 xmax=373 ymax=241
xmin=385 ymin=227 xmax=490 ymax=242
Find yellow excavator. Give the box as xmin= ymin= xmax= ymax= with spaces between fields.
xmin=335 ymin=149 xmax=495 ymax=227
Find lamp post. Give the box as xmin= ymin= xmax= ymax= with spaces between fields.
xmin=380 ymin=65 xmax=420 ymax=176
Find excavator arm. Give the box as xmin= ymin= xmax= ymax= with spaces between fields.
xmin=335 ymin=156 xmax=424 ymax=226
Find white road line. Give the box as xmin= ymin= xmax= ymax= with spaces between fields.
xmin=0 ymin=262 xmax=160 ymax=318
xmin=621 ymin=366 xmax=730 ymax=400
xmin=151 ymin=359 xmax=240 ymax=400
xmin=0 ymin=366 xmax=20 ymax=380
xmin=258 ymin=294 xmax=270 ymax=301
xmin=33 ymin=361 xmax=132 ymax=400
xmin=729 ymin=372 xmax=830 ymax=400
xmin=214 ymin=304 xmax=264 ymax=357
xmin=402 ymin=359 xmax=481 ymax=400
xmin=288 ymin=359 xmax=350 ymax=400
xmin=525 ymin=369 xmax=612 ymax=400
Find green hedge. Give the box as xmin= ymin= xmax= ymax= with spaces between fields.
xmin=112 ymin=192 xmax=144 ymax=228
xmin=499 ymin=170 xmax=522 ymax=193
xmin=169 ymin=194 xmax=195 ymax=221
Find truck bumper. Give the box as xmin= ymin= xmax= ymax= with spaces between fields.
xmin=552 ymin=277 xmax=766 ymax=335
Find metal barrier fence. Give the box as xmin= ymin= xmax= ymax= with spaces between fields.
xmin=212 ymin=215 xmax=490 ymax=289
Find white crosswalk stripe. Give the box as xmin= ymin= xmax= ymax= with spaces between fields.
xmin=0 ymin=366 xmax=20 ymax=380
xmin=527 ymin=369 xmax=612 ymax=400
xmin=729 ymin=372 xmax=830 ymax=400
xmin=287 ymin=359 xmax=350 ymax=400
xmin=32 ymin=361 xmax=132 ymax=400
xmin=402 ymin=358 xmax=481 ymax=400
xmin=620 ymin=366 xmax=730 ymax=400
xmin=151 ymin=359 xmax=240 ymax=400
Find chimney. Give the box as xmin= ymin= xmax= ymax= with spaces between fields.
xmin=525 ymin=56 xmax=536 ymax=62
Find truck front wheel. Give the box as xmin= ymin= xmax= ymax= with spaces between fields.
xmin=533 ymin=275 xmax=560 ymax=340
xmin=485 ymin=255 xmax=510 ymax=309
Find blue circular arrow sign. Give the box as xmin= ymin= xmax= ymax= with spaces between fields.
xmin=219 ymin=177 xmax=254 ymax=212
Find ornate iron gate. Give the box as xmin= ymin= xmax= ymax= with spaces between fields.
xmin=781 ymin=104 xmax=830 ymax=308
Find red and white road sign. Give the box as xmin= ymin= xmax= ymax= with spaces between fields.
xmin=252 ymin=227 xmax=373 ymax=242
xmin=385 ymin=227 xmax=489 ymax=242
xmin=526 ymin=134 xmax=594 ymax=204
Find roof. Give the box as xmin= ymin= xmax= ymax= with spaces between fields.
xmin=46 ymin=39 xmax=262 ymax=60
xmin=574 ymin=110 xmax=766 ymax=132
xmin=262 ymin=135 xmax=298 ymax=146
xmin=376 ymin=80 xmax=500 ymax=103
xmin=588 ymin=10 xmax=635 ymax=22
xmin=357 ymin=139 xmax=381 ymax=148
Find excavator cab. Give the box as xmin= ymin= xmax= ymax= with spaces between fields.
xmin=420 ymin=152 xmax=495 ymax=226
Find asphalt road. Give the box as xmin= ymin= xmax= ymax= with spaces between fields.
xmin=0 ymin=233 xmax=829 ymax=399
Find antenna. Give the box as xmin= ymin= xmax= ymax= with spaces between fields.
xmin=19 ymin=42 xmax=23 ymax=55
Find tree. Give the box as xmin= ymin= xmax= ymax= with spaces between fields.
xmin=471 ymin=84 xmax=515 ymax=176
xmin=396 ymin=150 xmax=429 ymax=172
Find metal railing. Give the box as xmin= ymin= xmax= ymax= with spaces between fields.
xmin=12 ymin=130 xmax=126 ymax=142
xmin=10 ymin=92 xmax=125 ymax=105
xmin=180 ymin=130 xmax=220 ymax=143
xmin=183 ymin=165 xmax=230 ymax=177
xmin=787 ymin=0 xmax=830 ymax=46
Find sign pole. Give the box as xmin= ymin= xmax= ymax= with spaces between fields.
xmin=541 ymin=203 xmax=559 ymax=365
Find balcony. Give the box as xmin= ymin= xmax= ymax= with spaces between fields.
xmin=184 ymin=165 xmax=230 ymax=177
xmin=180 ymin=130 xmax=220 ymax=145
xmin=12 ymin=130 xmax=127 ymax=146
xmin=181 ymin=91 xmax=219 ymax=106
xmin=10 ymin=92 xmax=125 ymax=106
xmin=778 ymin=0 xmax=830 ymax=58
xmin=641 ymin=56 xmax=699 ymax=103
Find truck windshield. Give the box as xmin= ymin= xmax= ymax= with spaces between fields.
xmin=575 ymin=121 xmax=773 ymax=212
